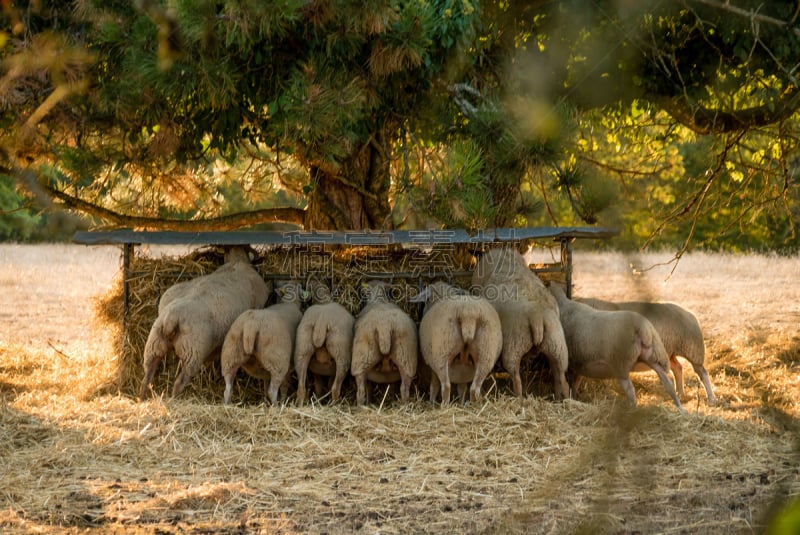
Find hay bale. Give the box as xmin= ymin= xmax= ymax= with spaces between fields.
xmin=96 ymin=248 xmax=224 ymax=399
xmin=93 ymin=243 xmax=568 ymax=404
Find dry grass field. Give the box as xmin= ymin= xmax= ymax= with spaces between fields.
xmin=1 ymin=243 xmax=798 ymax=534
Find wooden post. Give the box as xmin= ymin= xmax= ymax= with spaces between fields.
xmin=560 ymin=237 xmax=574 ymax=298
xmin=123 ymin=242 xmax=133 ymax=322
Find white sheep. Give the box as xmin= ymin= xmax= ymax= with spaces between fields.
xmin=350 ymin=280 xmax=418 ymax=406
xmin=293 ymin=282 xmax=355 ymax=404
xmin=577 ymin=296 xmax=715 ymax=404
xmin=220 ymin=281 xmax=306 ymax=405
xmin=472 ymin=248 xmax=570 ymax=400
xmin=549 ymin=284 xmax=685 ymax=412
xmin=411 ymin=281 xmax=502 ymax=404
xmin=140 ymin=246 xmax=271 ymax=398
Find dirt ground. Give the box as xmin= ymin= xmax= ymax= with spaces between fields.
xmin=0 ymin=243 xmax=798 ymax=534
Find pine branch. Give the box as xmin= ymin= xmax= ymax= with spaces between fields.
xmin=44 ymin=184 xmax=306 ymax=230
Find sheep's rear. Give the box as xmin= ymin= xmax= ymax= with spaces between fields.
xmin=351 ymin=303 xmax=418 ymax=406
xmin=417 ymin=290 xmax=502 ymax=404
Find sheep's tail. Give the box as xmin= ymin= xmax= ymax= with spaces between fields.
xmin=650 ymin=327 xmax=670 ymax=367
xmin=527 ymin=309 xmax=545 ymax=347
xmin=541 ymin=310 xmax=569 ymax=369
xmin=376 ymin=322 xmax=392 ymax=355
xmin=458 ymin=310 xmax=479 ymax=345
xmin=312 ymin=319 xmax=329 ymax=348
xmin=242 ymin=322 xmax=259 ymax=356
xmin=639 ymin=321 xmax=669 ymax=367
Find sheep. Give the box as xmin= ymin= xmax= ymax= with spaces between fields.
xmin=471 ymin=247 xmax=558 ymax=303
xmin=577 ymin=296 xmax=715 ymax=405
xmin=548 ymin=284 xmax=685 ymax=412
xmin=140 ymin=246 xmax=271 ymax=398
xmin=350 ymin=280 xmax=418 ymax=406
xmin=411 ymin=281 xmax=502 ymax=404
xmin=488 ymin=296 xmax=570 ymax=400
xmin=293 ymin=281 xmax=355 ymax=404
xmin=472 ymin=248 xmax=570 ymax=400
xmin=220 ymin=281 xmax=306 ymax=405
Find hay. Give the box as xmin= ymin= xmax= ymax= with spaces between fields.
xmin=3 ymin=247 xmax=800 ymax=534
xmin=1 ymin=380 xmax=797 ymax=534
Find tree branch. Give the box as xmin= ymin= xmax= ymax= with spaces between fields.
xmin=643 ymin=132 xmax=744 ymax=256
xmin=687 ymin=0 xmax=800 ymax=37
xmin=44 ymin=185 xmax=306 ymax=230
xmin=652 ymin=86 xmax=800 ymax=134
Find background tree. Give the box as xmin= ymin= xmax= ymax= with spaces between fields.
xmin=1 ymin=0 xmax=798 ymax=252
xmin=497 ymin=0 xmax=800 ymax=253
xmin=1 ymin=0 xmax=480 ymax=231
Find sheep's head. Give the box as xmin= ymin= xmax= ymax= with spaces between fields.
xmin=410 ymin=281 xmax=467 ymax=312
xmin=475 ymin=247 xmax=528 ymax=279
xmin=361 ymin=280 xmax=391 ymax=304
xmin=276 ymin=281 xmax=306 ymax=304
xmin=547 ymin=282 xmax=568 ymax=303
xmin=223 ymin=246 xmax=252 ymax=264
xmin=306 ymin=280 xmax=332 ymax=304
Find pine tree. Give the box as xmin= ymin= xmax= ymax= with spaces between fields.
xmin=1 ymin=0 xmax=799 ymax=246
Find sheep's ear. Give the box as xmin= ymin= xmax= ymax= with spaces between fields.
xmin=409 ymin=287 xmax=430 ymax=303
xmin=274 ymin=281 xmax=287 ymax=298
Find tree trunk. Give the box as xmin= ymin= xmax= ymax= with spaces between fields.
xmin=303 ymin=134 xmax=392 ymax=230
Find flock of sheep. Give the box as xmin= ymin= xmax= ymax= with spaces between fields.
xmin=139 ymin=246 xmax=716 ymax=412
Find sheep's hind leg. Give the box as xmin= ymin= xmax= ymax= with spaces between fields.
xmin=171 ymin=368 xmax=195 ymax=397
xmin=502 ymin=352 xmax=524 ymax=398
xmin=330 ymin=360 xmax=349 ymax=403
xmin=355 ymin=373 xmax=368 ymax=406
xmin=223 ymin=373 xmax=236 ymax=404
xmin=618 ymin=377 xmax=637 ymax=406
xmin=441 ymin=379 xmax=452 ymax=405
xmin=267 ymin=374 xmax=282 ymax=405
xmin=647 ymin=361 xmax=686 ymax=413
xmin=295 ymin=360 xmax=309 ymax=406
xmin=139 ymin=356 xmax=162 ymax=399
xmin=669 ymin=356 xmax=685 ymax=399
xmin=399 ymin=370 xmax=412 ymax=402
xmin=438 ymin=366 xmax=452 ymax=405
xmin=468 ymin=376 xmax=483 ymax=404
xmin=692 ymin=363 xmax=716 ymax=405
xmin=568 ymin=372 xmax=584 ymax=400
xmin=469 ymin=363 xmax=492 ymax=403
xmin=429 ymin=373 xmax=441 ymax=404
xmin=542 ymin=352 xmax=569 ymax=401
xmin=455 ymin=383 xmax=467 ymax=403
xmin=171 ymin=355 xmax=203 ymax=397
xmin=512 ymin=368 xmax=524 ymax=399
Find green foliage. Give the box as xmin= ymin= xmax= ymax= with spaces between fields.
xmin=766 ymin=497 xmax=800 ymax=535
xmin=0 ymin=175 xmax=41 ymax=240
xmin=412 ymin=139 xmax=495 ymax=230
xmin=558 ymin=103 xmax=799 ymax=253
xmin=0 ymin=175 xmax=88 ymax=241
xmin=1 ymin=0 xmax=799 ymax=250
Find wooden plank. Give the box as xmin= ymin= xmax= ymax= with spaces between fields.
xmin=72 ymin=227 xmax=619 ymax=246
